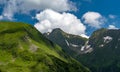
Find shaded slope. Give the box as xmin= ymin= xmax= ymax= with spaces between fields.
xmin=77 ymin=28 xmax=120 ymax=72
xmin=44 ymin=28 xmax=88 ymax=57
xmin=0 ymin=22 xmax=90 ymax=72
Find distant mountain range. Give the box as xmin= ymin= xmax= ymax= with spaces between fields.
xmin=0 ymin=22 xmax=90 ymax=72
xmin=44 ymin=28 xmax=120 ymax=72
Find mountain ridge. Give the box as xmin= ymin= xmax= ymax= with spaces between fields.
xmin=0 ymin=21 xmax=90 ymax=72
xmin=45 ymin=27 xmax=120 ymax=72
xmin=44 ymin=28 xmax=88 ymax=57
xmin=77 ymin=28 xmax=120 ymax=72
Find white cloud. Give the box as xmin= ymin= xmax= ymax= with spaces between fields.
xmin=2 ymin=0 xmax=17 ymax=20
xmin=17 ymin=0 xmax=76 ymax=13
xmin=82 ymin=12 xmax=105 ymax=28
xmin=108 ymin=25 xmax=118 ymax=29
xmin=0 ymin=0 xmax=76 ymax=20
xmin=34 ymin=9 xmax=86 ymax=36
xmin=109 ymin=14 xmax=116 ymax=19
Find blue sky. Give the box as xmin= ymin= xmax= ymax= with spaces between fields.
xmin=0 ymin=0 xmax=119 ymax=37
xmin=71 ymin=0 xmax=120 ymax=35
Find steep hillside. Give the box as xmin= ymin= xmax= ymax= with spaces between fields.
xmin=44 ymin=28 xmax=88 ymax=57
xmin=45 ymin=28 xmax=120 ymax=72
xmin=77 ymin=28 xmax=120 ymax=72
xmin=0 ymin=22 xmax=90 ymax=72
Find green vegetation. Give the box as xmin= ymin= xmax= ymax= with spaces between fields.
xmin=0 ymin=22 xmax=90 ymax=72
xmin=77 ymin=28 xmax=120 ymax=72
xmin=44 ymin=28 xmax=88 ymax=57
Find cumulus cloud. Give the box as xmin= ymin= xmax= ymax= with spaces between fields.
xmin=34 ymin=9 xmax=87 ymax=36
xmin=108 ymin=25 xmax=118 ymax=29
xmin=18 ymin=0 xmax=76 ymax=13
xmin=0 ymin=0 xmax=76 ymax=20
xmin=82 ymin=12 xmax=106 ymax=28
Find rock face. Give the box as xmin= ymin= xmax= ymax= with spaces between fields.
xmin=0 ymin=22 xmax=90 ymax=72
xmin=44 ymin=28 xmax=88 ymax=57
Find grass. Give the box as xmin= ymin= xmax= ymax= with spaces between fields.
xmin=0 ymin=21 xmax=90 ymax=72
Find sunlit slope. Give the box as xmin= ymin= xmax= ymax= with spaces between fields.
xmin=0 ymin=22 xmax=90 ymax=72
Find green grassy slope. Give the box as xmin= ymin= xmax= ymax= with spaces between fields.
xmin=0 ymin=22 xmax=90 ymax=72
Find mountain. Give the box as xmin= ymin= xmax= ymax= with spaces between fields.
xmin=45 ymin=28 xmax=120 ymax=72
xmin=44 ymin=28 xmax=88 ymax=57
xmin=0 ymin=22 xmax=90 ymax=72
xmin=77 ymin=28 xmax=120 ymax=72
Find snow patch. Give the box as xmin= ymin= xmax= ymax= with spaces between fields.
xmin=70 ymin=43 xmax=79 ymax=47
xmin=65 ymin=39 xmax=80 ymax=47
xmin=86 ymin=45 xmax=91 ymax=49
xmin=47 ymin=32 xmax=50 ymax=35
xmin=103 ymin=36 xmax=112 ymax=43
xmin=99 ymin=44 xmax=104 ymax=47
xmin=81 ymin=46 xmax=85 ymax=51
xmin=81 ymin=41 xmax=88 ymax=51
xmin=81 ymin=41 xmax=93 ymax=53
xmin=84 ymin=48 xmax=93 ymax=53
xmin=65 ymin=39 xmax=69 ymax=46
